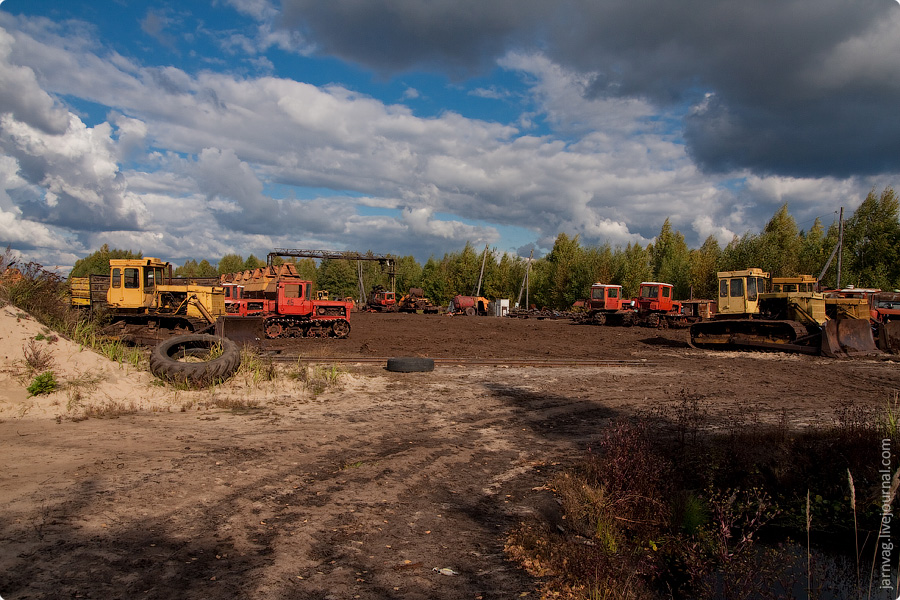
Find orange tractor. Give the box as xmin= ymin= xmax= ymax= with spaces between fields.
xmin=220 ymin=264 xmax=353 ymax=338
xmin=582 ymin=283 xmax=635 ymax=326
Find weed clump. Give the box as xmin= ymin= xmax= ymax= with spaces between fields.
xmin=27 ymin=372 xmax=58 ymax=397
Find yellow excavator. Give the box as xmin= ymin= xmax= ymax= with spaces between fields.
xmin=689 ymin=269 xmax=878 ymax=357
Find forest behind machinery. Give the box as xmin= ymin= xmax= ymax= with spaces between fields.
xmin=67 ymin=188 xmax=900 ymax=316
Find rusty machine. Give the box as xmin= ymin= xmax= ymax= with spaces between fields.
xmin=220 ymin=263 xmax=352 ymax=338
xmin=397 ymin=288 xmax=440 ymax=314
xmin=633 ymin=281 xmax=689 ymax=328
xmin=365 ymin=285 xmax=397 ymax=312
xmin=448 ymin=295 xmax=491 ymax=316
xmin=689 ymin=269 xmax=878 ymax=357
xmin=825 ymin=286 xmax=900 ymax=353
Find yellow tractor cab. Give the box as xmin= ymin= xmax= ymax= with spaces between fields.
xmin=715 ymin=268 xmax=769 ymax=317
xmin=107 ymin=258 xmax=170 ymax=309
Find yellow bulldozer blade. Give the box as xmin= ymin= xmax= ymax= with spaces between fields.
xmin=821 ymin=319 xmax=879 ymax=358
xmin=877 ymin=321 xmax=900 ymax=354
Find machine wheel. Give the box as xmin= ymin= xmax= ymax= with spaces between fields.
xmin=149 ymin=334 xmax=241 ymax=386
xmin=265 ymin=322 xmax=284 ymax=338
xmin=332 ymin=319 xmax=351 ymax=339
xmin=386 ymin=357 xmax=435 ymax=373
xmin=594 ymin=313 xmax=606 ymax=326
xmin=465 ymin=307 xmax=476 ymax=316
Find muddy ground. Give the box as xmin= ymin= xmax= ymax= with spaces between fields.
xmin=2 ymin=312 xmax=899 ymax=599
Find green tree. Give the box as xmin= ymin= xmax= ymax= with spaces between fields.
xmin=421 ymin=256 xmax=450 ymax=306
xmin=69 ymin=244 xmax=142 ymax=278
xmin=842 ymin=187 xmax=900 ymax=289
xmin=719 ymin=232 xmax=764 ymax=273
xmin=617 ymin=242 xmax=652 ymax=299
xmin=490 ymin=252 xmax=528 ymax=303
xmin=688 ymin=236 xmax=721 ymax=299
xmin=174 ymin=259 xmax=199 ymax=277
xmin=580 ymin=244 xmax=616 ymax=289
xmin=651 ymin=219 xmax=691 ymax=298
xmin=758 ymin=204 xmax=801 ymax=276
xmin=293 ymin=258 xmax=318 ymax=283
xmin=217 ymin=254 xmax=244 ymax=275
xmin=243 ymin=254 xmax=265 ymax=270
xmin=197 ymin=259 xmax=217 ymax=277
xmin=444 ymin=242 xmax=481 ymax=296
xmin=797 ymin=218 xmax=826 ymax=277
xmin=318 ymin=258 xmax=359 ymax=300
xmin=395 ymin=255 xmax=423 ymax=294
xmin=542 ymin=233 xmax=582 ymax=309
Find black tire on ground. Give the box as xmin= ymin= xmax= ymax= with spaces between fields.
xmin=465 ymin=307 xmax=476 ymax=316
xmin=149 ymin=334 xmax=242 ymax=386
xmin=385 ymin=357 xmax=435 ymax=373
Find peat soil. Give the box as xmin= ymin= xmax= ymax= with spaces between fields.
xmin=2 ymin=311 xmax=899 ymax=599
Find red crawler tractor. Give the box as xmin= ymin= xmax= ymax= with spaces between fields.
xmin=582 ymin=283 xmax=635 ymax=326
xmin=634 ymin=282 xmax=687 ymax=328
xmin=221 ymin=264 xmax=353 ymax=338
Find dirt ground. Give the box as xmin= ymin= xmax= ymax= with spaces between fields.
xmin=2 ymin=311 xmax=900 ymax=599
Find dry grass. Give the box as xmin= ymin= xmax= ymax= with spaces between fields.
xmin=22 ymin=338 xmax=55 ymax=376
xmin=506 ymin=397 xmax=900 ymax=600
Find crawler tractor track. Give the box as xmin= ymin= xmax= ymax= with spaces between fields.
xmin=689 ymin=319 xmax=820 ymax=354
xmin=263 ymin=317 xmax=351 ymax=339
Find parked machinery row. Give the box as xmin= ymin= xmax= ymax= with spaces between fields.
xmin=579 ymin=270 xmax=895 ymax=356
xmin=70 ymin=257 xmax=353 ymax=344
xmin=580 ymin=281 xmax=706 ymax=328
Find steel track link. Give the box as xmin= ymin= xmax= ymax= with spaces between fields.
xmin=264 ymin=355 xmax=652 ymax=367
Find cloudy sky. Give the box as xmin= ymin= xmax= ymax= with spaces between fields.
xmin=0 ymin=0 xmax=898 ymax=269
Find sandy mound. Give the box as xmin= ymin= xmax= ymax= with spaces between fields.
xmin=0 ymin=304 xmax=358 ymax=421
xmin=0 ymin=304 xmax=174 ymax=419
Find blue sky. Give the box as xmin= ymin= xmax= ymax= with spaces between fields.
xmin=0 ymin=0 xmax=898 ymax=269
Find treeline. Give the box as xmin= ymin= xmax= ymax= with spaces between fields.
xmin=70 ymin=187 xmax=900 ymax=310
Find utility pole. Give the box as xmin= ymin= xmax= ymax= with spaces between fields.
xmin=817 ymin=207 xmax=844 ymax=290
xmin=473 ymin=244 xmax=489 ymax=297
xmin=516 ymin=250 xmax=533 ymax=309
xmin=836 ymin=207 xmax=843 ymax=289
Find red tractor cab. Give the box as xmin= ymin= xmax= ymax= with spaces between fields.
xmin=583 ymin=283 xmax=635 ymax=326
xmin=636 ymin=282 xmax=684 ymax=328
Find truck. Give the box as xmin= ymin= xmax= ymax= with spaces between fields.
xmin=689 ymin=270 xmax=877 ymax=357
xmin=220 ymin=263 xmax=353 ymax=338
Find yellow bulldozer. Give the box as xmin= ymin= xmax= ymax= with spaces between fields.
xmin=70 ymin=257 xmax=231 ymax=345
xmin=689 ymin=269 xmax=878 ymax=357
